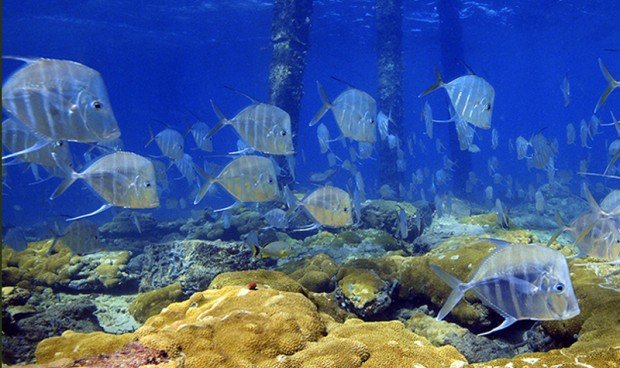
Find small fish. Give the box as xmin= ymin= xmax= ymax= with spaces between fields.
xmin=594 ymin=58 xmax=619 ymax=113
xmin=435 ymin=138 xmax=445 ymax=154
xmin=317 ymin=123 xmax=331 ymax=153
xmin=431 ymin=239 xmax=580 ymax=336
xmin=51 ymin=151 xmax=160 ymax=220
xmin=398 ymin=207 xmax=408 ymax=239
xmin=221 ymin=210 xmax=231 ymax=229
xmin=377 ymin=110 xmax=391 ymax=141
xmin=190 ymin=122 xmax=214 ymax=152
xmin=579 ymin=119 xmax=590 ymax=148
xmin=327 ymin=152 xmax=340 ymax=167
xmin=249 ymin=235 xmax=294 ymax=259
xmin=130 ymin=212 xmax=142 ymax=234
xmin=420 ymin=69 xmax=495 ymax=129
xmin=52 ymin=219 xmax=102 ymax=255
xmin=208 ymin=99 xmax=294 ymax=155
xmin=310 ymin=82 xmax=377 ymax=143
xmin=515 ymin=136 xmax=530 ymax=160
xmin=2 ymin=227 xmax=28 ymax=251
xmin=263 ymin=208 xmax=288 ymax=229
xmin=309 ymin=168 xmax=337 ymax=183
xmin=293 ymin=185 xmax=353 ymax=229
xmin=355 ymin=171 xmax=365 ymax=196
xmin=352 ymin=189 xmax=362 ymax=225
xmin=387 ymin=134 xmax=398 ymax=150
xmin=485 ymin=186 xmax=493 ymax=201
xmin=560 ymin=74 xmax=570 ymax=107
xmin=535 ymin=190 xmax=545 ymax=213
xmin=422 ymin=101 xmax=433 ymax=138
xmin=358 ymin=141 xmax=374 ymax=159
xmin=530 ymin=133 xmax=556 ymax=170
xmin=172 ymin=153 xmax=197 ymax=186
xmin=146 ymin=127 xmax=184 ymax=161
xmin=454 ymin=116 xmax=479 ymax=153
xmin=495 ymin=199 xmax=510 ymax=229
xmin=566 ymin=123 xmax=576 ymax=145
xmin=491 ymin=128 xmax=499 ymax=150
xmin=2 ymin=57 xmax=120 ymax=148
xmin=434 ymin=195 xmax=444 ymax=217
xmin=194 ymin=155 xmax=279 ymax=205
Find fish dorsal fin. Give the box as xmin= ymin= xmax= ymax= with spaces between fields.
xmin=482 ymin=238 xmax=512 ymax=250
xmin=223 ymin=85 xmax=260 ymax=103
xmin=330 ymin=76 xmax=358 ymax=90
xmin=582 ymin=185 xmax=603 ymax=215
xmin=2 ymin=56 xmax=40 ymax=64
xmin=458 ymin=60 xmax=477 ymax=75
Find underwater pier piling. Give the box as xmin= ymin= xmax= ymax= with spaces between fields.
xmin=438 ymin=0 xmax=471 ymax=194
xmin=376 ymin=0 xmax=405 ymax=197
xmin=268 ymin=0 xmax=313 ymax=186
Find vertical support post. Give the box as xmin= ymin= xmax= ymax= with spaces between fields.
xmin=268 ymin=0 xmax=313 ymax=187
xmin=376 ymin=0 xmax=405 ymax=197
xmin=438 ymin=0 xmax=471 ymax=194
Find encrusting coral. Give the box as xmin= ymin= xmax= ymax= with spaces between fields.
xmin=128 ymin=282 xmax=184 ymax=323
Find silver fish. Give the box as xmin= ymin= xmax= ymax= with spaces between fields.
xmin=420 ymin=69 xmax=495 ymax=129
xmin=422 ymin=101 xmax=433 ymax=138
xmin=594 ymin=58 xmax=619 ymax=113
xmin=516 ymin=136 xmax=529 ymax=160
xmin=431 ymin=240 xmax=580 ymax=336
xmin=358 ymin=141 xmax=374 ymax=159
xmin=535 ymin=190 xmax=545 ymax=213
xmin=2 ymin=118 xmax=73 ymax=169
xmin=317 ymin=123 xmax=331 ymax=154
xmin=310 ymin=82 xmax=377 ymax=143
xmin=190 ymin=122 xmax=214 ymax=152
xmin=172 ymin=153 xmax=197 ymax=186
xmin=491 ymin=128 xmax=499 ymax=150
xmin=263 ymin=208 xmax=288 ymax=229
xmin=146 ymin=127 xmax=184 ymax=161
xmin=296 ymin=185 xmax=353 ymax=229
xmin=309 ymin=168 xmax=337 ymax=183
xmin=377 ymin=110 xmax=391 ymax=141
xmin=194 ymin=155 xmax=279 ymax=205
xmin=495 ymin=198 xmax=510 ymax=229
xmin=2 ymin=57 xmax=120 ymax=147
xmin=51 ymin=151 xmax=160 ymax=220
xmin=566 ymin=123 xmax=576 ymax=145
xmin=55 ymin=219 xmax=102 ymax=255
xmin=454 ymin=116 xmax=479 ymax=153
xmin=208 ymin=100 xmax=294 ymax=155
xmin=560 ymin=74 xmax=570 ymax=107
xmin=3 ymin=227 xmax=28 ymax=251
xmin=398 ymin=207 xmax=408 ymax=239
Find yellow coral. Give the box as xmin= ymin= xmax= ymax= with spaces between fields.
xmin=35 ymin=331 xmax=134 ymax=363
xmin=209 ymin=269 xmax=304 ymax=293
xmin=129 ymin=282 xmax=184 ymax=323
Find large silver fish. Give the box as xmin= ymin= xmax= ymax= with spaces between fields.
xmin=431 ymin=239 xmax=580 ymax=336
xmin=194 ymin=155 xmax=279 ymax=205
xmin=2 ymin=57 xmax=120 ymax=149
xmin=51 ymin=151 xmax=159 ymax=220
xmin=207 ymin=100 xmax=294 ymax=155
xmin=310 ymin=82 xmax=377 ymax=143
xmin=420 ymin=69 xmax=495 ymax=129
xmin=146 ymin=127 xmax=184 ymax=161
xmin=2 ymin=118 xmax=72 ymax=169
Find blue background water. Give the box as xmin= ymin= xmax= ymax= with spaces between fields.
xmin=2 ymin=0 xmax=619 ymax=228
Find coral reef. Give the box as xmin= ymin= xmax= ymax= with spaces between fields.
xmin=1 ymin=240 xmax=137 ymax=293
xmin=32 ymin=285 xmax=467 ymax=368
xmin=129 ymin=282 xmax=184 ymax=324
xmin=208 ymin=269 xmax=305 ymax=293
xmin=285 ymin=253 xmax=338 ymax=292
xmin=335 ymin=268 xmax=396 ymax=318
xmin=360 ymin=200 xmax=429 ymax=241
xmin=139 ymin=239 xmax=267 ymax=295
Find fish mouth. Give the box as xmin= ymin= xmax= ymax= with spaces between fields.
xmin=561 ymin=307 xmax=580 ymax=319
xmin=101 ymin=129 xmax=121 ymax=140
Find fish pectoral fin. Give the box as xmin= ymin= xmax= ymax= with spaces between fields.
xmin=478 ymin=316 xmax=517 ymax=336
xmin=66 ymin=203 xmax=113 ymax=221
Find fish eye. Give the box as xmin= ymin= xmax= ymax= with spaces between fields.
xmin=370 ymin=119 xmax=375 ymax=124
xmin=485 ymin=103 xmax=492 ymax=111
xmin=268 ymin=178 xmax=274 ymax=183
xmin=281 ymin=131 xmax=287 ymax=136
xmin=145 ymin=182 xmax=152 ymax=188
xmin=343 ymin=207 xmax=348 ymax=212
xmin=552 ymin=282 xmax=565 ymax=294
xmin=92 ymin=101 xmax=103 ymax=109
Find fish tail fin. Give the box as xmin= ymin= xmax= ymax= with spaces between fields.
xmin=245 ymin=230 xmax=261 ymax=257
xmin=193 ymin=163 xmax=215 ymax=204
xmin=49 ymin=153 xmax=79 ymax=200
xmin=419 ymin=69 xmax=445 ymax=97
xmin=282 ymin=185 xmax=299 ymax=211
xmin=145 ymin=125 xmax=156 ymax=147
xmin=595 ymin=58 xmax=619 ymax=113
xmin=547 ymin=211 xmax=567 ymax=246
xmin=574 ymin=219 xmax=599 ymax=246
xmin=429 ymin=263 xmax=469 ymax=320
xmin=309 ymin=81 xmax=332 ymax=126
xmin=207 ymin=100 xmax=229 ymax=138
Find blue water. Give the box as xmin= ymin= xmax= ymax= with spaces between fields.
xmin=2 ymin=0 xmax=619 ymax=227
